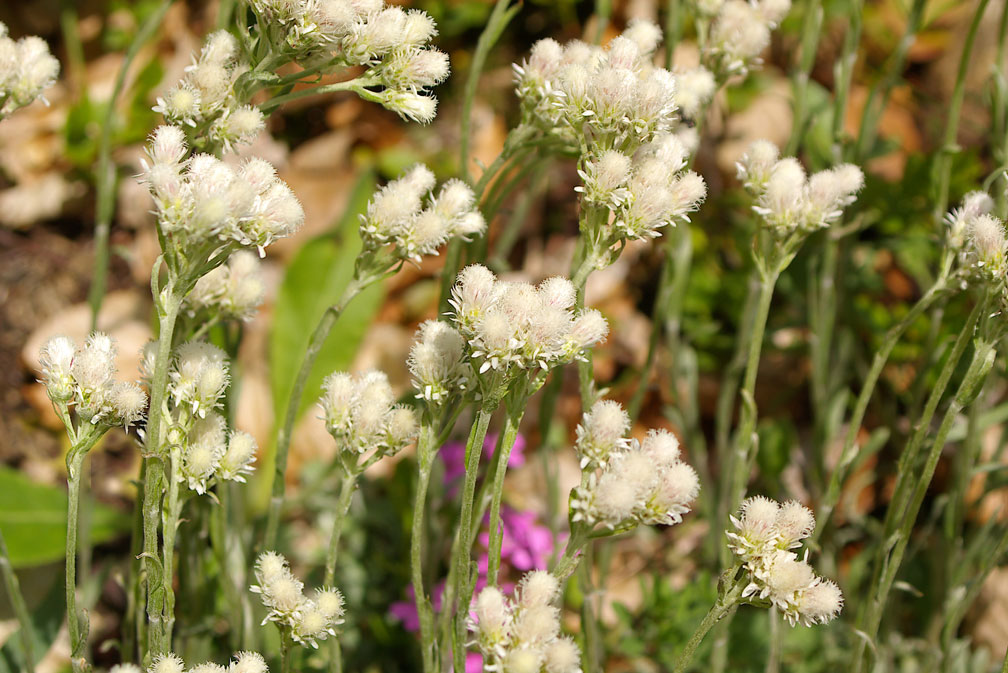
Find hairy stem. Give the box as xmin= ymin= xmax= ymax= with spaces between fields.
xmin=813 ymin=267 xmax=951 ymax=540
xmin=66 ymin=445 xmax=94 ymax=673
xmin=460 ymin=0 xmax=518 ymax=182
xmin=88 ymin=0 xmax=172 ymax=330
xmin=674 ymin=574 xmax=743 ymax=673
xmin=719 ymin=267 xmax=779 ymax=565
xmin=411 ymin=424 xmax=439 ymax=673
xmin=855 ymin=332 xmax=996 ymax=672
xmin=265 ymin=277 xmax=366 ymax=549
xmin=931 ymin=0 xmax=991 ymax=223
xmin=450 ymin=407 xmax=495 ymax=673
xmin=485 ymin=405 xmax=526 ymax=586
xmin=324 ymin=467 xmax=359 ymax=587
xmin=160 ymin=448 xmax=183 ymax=644
xmin=142 ymin=285 xmax=182 ymax=657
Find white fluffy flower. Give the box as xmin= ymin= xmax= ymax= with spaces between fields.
xmin=360 ymin=165 xmax=485 ymax=261
xmin=571 ymin=401 xmax=698 ymax=530
xmin=319 ymin=369 xmax=416 ymax=456
xmin=469 ymin=571 xmax=577 ymax=672
xmin=0 ymin=25 xmax=60 ymax=116
xmin=727 ymin=496 xmax=842 ymax=627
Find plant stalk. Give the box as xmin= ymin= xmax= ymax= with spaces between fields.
xmin=265 ymin=277 xmax=366 ymax=549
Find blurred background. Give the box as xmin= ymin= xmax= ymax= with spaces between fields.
xmin=2 ymin=0 xmax=1008 ymax=671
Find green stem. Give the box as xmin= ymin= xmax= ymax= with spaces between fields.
xmin=160 ymin=448 xmax=183 ymax=644
xmin=830 ymin=0 xmax=863 ymax=153
xmin=579 ymin=543 xmax=600 ymax=673
xmin=714 ymin=273 xmax=761 ymax=475
xmin=719 ymin=266 xmax=779 ymax=565
xmin=0 ymin=528 xmax=35 ymax=673
xmin=460 ymin=0 xmax=517 ymax=182
xmin=264 ymin=277 xmax=366 ymax=549
xmin=854 ymin=333 xmax=996 ymax=673
xmin=813 ymin=271 xmax=950 ymax=540
xmin=673 ymin=574 xmax=744 ymax=673
xmin=765 ymin=608 xmax=780 ymax=673
xmin=808 ymin=235 xmax=839 ymax=427
xmin=664 ymin=0 xmax=682 ymax=70
xmin=209 ymin=483 xmax=243 ymax=649
xmin=450 ymin=407 xmax=495 ymax=673
xmin=66 ymin=444 xmax=94 ymax=673
xmin=882 ymin=296 xmax=984 ymax=546
xmin=628 ymin=222 xmax=691 ymax=421
xmin=784 ymin=0 xmax=825 ymax=156
xmin=142 ymin=285 xmax=182 ymax=658
xmin=281 ymin=631 xmax=293 ymax=673
xmin=486 ymin=404 xmax=526 ymax=586
xmin=123 ymin=460 xmax=146 ymax=662
xmin=259 ymin=77 xmax=373 ymax=114
xmin=411 ymin=425 xmax=439 ymax=673
xmin=931 ymin=0 xmax=991 ymax=224
xmin=324 ymin=467 xmax=359 ymax=587
xmin=88 ymin=0 xmax=172 ymax=330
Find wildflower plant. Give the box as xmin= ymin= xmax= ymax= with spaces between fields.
xmin=12 ymin=2 xmax=1008 ymax=673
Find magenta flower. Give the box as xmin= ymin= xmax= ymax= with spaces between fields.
xmin=478 ymin=506 xmax=560 ymax=572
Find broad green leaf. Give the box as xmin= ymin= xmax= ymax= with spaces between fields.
xmin=0 ymin=466 xmax=129 ymax=568
xmin=268 ymin=171 xmax=385 ymax=426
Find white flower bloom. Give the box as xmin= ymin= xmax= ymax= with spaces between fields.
xmin=0 ymin=25 xmax=59 ymax=116
xmin=181 ymin=413 xmax=227 ymax=494
xmin=727 ymin=496 xmax=841 ymax=627
xmin=39 ymin=335 xmax=78 ymax=402
xmin=470 ymin=572 xmax=577 ymax=672
xmin=218 ymin=430 xmax=258 ymax=482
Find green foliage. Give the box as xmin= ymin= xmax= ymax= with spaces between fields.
xmin=0 ymin=566 xmax=64 ymax=673
xmin=0 ymin=466 xmax=129 ymax=568
xmin=611 ymin=573 xmax=718 ymax=670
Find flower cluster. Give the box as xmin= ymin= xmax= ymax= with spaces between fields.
xmin=145 ymin=340 xmax=256 ymax=493
xmin=515 ymin=20 xmax=697 ymax=153
xmin=0 ymin=22 xmax=59 ymax=117
xmin=575 ymin=134 xmax=706 ymax=241
xmin=945 ymin=191 xmax=1008 ymax=299
xmin=702 ymin=0 xmax=792 ymax=79
xmin=320 ymin=369 xmax=419 ymax=457
xmin=570 ymin=401 xmax=699 ymax=530
xmin=186 ymin=250 xmax=266 ymax=321
xmin=147 ymin=650 xmax=269 ymax=673
xmin=39 ymin=333 xmax=147 ymax=429
xmin=448 ymin=265 xmax=608 ymax=378
xmin=167 ymin=342 xmax=230 ymax=420
xmin=726 ymin=496 xmax=843 ymax=627
xmin=248 ymin=0 xmax=449 ymax=122
xmin=737 ymin=140 xmax=864 ymax=238
xmin=946 ymin=191 xmax=994 ymax=252
xmin=359 ymin=165 xmax=486 ymax=263
xmin=469 ymin=571 xmax=581 ymax=673
xmin=141 ymin=125 xmax=304 ymax=259
xmin=408 ymin=319 xmax=469 ymax=405
xmin=173 ymin=411 xmax=258 ymax=493
xmin=251 ymin=551 xmax=345 ymax=648
xmin=154 ymin=31 xmax=264 ymax=151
